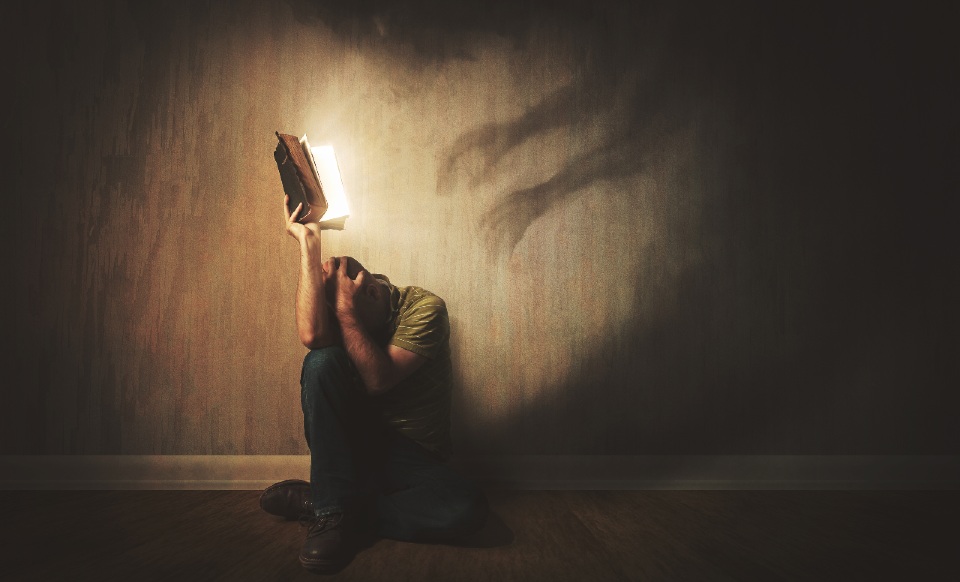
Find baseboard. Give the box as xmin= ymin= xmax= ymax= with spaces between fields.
xmin=1 ymin=455 xmax=958 ymax=490
xmin=0 ymin=455 xmax=310 ymax=491
xmin=448 ymin=455 xmax=960 ymax=490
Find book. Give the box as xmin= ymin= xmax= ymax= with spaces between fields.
xmin=274 ymin=132 xmax=350 ymax=229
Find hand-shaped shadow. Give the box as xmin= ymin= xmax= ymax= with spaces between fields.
xmin=439 ymin=82 xmax=584 ymax=192
xmin=475 ymin=132 xmax=645 ymax=255
xmin=441 ymin=70 xmax=680 ymax=256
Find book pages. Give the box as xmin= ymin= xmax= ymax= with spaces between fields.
xmin=311 ymin=145 xmax=350 ymax=229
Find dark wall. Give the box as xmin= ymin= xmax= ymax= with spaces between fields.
xmin=2 ymin=0 xmax=957 ymax=456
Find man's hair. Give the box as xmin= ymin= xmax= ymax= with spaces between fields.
xmin=370 ymin=274 xmax=394 ymax=329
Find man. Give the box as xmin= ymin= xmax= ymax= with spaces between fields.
xmin=260 ymin=195 xmax=487 ymax=573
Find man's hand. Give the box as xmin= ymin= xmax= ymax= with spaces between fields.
xmin=334 ymin=256 xmax=367 ymax=319
xmin=283 ymin=195 xmax=321 ymax=243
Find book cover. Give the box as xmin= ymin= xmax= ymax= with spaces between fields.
xmin=274 ymin=132 xmax=349 ymax=229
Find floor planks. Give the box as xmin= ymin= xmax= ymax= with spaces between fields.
xmin=1 ymin=490 xmax=957 ymax=581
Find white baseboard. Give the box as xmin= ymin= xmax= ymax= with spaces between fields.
xmin=1 ymin=455 xmax=958 ymax=490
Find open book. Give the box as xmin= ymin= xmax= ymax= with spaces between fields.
xmin=274 ymin=132 xmax=350 ymax=229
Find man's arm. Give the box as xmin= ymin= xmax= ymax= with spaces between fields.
xmin=284 ymin=195 xmax=339 ymax=348
xmin=334 ymin=260 xmax=426 ymax=395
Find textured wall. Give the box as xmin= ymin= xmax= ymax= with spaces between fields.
xmin=2 ymin=0 xmax=957 ymax=456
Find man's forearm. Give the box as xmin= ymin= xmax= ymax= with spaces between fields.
xmin=295 ymin=234 xmax=337 ymax=347
xmin=338 ymin=313 xmax=393 ymax=395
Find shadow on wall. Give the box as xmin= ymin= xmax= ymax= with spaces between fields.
xmin=289 ymin=0 xmax=959 ymax=454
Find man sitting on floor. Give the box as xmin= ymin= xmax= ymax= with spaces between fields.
xmin=259 ymin=196 xmax=487 ymax=572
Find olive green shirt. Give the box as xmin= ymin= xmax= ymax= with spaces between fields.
xmin=373 ymin=276 xmax=453 ymax=461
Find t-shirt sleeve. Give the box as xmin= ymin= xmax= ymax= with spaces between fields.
xmin=389 ymin=294 xmax=449 ymax=360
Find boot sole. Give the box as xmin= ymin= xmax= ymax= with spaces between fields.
xmin=299 ymin=554 xmax=347 ymax=573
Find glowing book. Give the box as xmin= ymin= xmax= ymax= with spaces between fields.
xmin=274 ymin=132 xmax=350 ymax=229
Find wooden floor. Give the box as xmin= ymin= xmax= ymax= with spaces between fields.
xmin=1 ymin=490 xmax=957 ymax=581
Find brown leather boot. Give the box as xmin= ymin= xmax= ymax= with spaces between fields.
xmin=259 ymin=479 xmax=312 ymax=520
xmin=299 ymin=512 xmax=351 ymax=572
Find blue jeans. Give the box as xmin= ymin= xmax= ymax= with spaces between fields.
xmin=300 ymin=347 xmax=487 ymax=542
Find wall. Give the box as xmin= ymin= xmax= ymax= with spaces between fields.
xmin=2 ymin=0 xmax=957 ymax=460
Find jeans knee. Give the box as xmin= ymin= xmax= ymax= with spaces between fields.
xmin=302 ymin=346 xmax=350 ymax=374
xmin=300 ymin=346 xmax=355 ymax=401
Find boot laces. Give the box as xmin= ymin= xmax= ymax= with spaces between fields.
xmin=299 ymin=512 xmax=343 ymax=536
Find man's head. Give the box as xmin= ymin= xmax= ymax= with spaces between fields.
xmin=322 ymin=255 xmax=393 ymax=339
